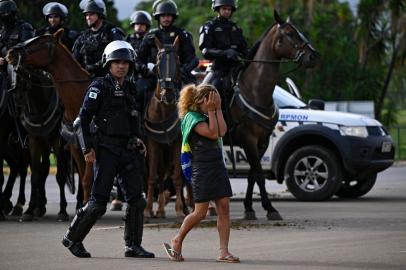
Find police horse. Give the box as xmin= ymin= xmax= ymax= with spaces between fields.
xmin=143 ymin=37 xmax=188 ymax=218
xmin=0 ymin=84 xmax=29 ymax=219
xmin=7 ymin=29 xmax=93 ymax=208
xmin=222 ymin=11 xmax=318 ymax=220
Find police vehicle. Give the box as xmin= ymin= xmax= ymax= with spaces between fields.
xmin=223 ymin=79 xmax=395 ymax=201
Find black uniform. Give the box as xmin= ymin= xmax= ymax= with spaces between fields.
xmin=63 ymin=73 xmax=153 ymax=258
xmin=137 ymin=26 xmax=199 ymax=85
xmin=73 ymin=22 xmax=124 ymax=77
xmin=0 ymin=19 xmax=33 ymax=89
xmin=199 ymin=16 xmax=247 ymax=100
xmin=35 ymin=25 xmax=77 ymax=51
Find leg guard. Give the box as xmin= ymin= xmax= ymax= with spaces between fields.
xmin=124 ymin=197 xmax=154 ymax=258
xmin=62 ymin=202 xmax=106 ymax=258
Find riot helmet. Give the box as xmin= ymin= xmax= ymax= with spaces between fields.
xmin=152 ymin=0 xmax=178 ymax=20
xmin=211 ymin=0 xmax=237 ymax=11
xmin=0 ymin=0 xmax=17 ymax=14
xmin=43 ymin=2 xmax=68 ymax=20
xmin=130 ymin=11 xmax=152 ymax=28
xmin=79 ymin=0 xmax=106 ymax=18
xmin=102 ymin=40 xmax=136 ymax=68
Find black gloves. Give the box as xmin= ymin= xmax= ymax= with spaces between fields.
xmin=224 ymin=49 xmax=239 ymax=61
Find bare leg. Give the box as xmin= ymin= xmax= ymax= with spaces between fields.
xmin=171 ymin=202 xmax=209 ymax=254
xmin=215 ymin=197 xmax=230 ymax=257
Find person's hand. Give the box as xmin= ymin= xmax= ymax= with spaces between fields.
xmin=0 ymin=57 xmax=5 ymax=66
xmin=224 ymin=49 xmax=239 ymax=61
xmin=213 ymin=91 xmax=222 ymax=110
xmin=84 ymin=149 xmax=96 ymax=163
xmin=205 ymin=91 xmax=216 ymax=111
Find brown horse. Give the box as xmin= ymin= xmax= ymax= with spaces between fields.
xmin=143 ymin=37 xmax=186 ymax=218
xmin=7 ymin=29 xmax=93 ymax=206
xmin=228 ymin=11 xmax=318 ymax=220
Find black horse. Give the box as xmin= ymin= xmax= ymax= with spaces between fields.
xmin=11 ymin=66 xmax=73 ymax=222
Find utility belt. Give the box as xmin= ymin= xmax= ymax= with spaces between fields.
xmin=97 ymin=133 xmax=142 ymax=151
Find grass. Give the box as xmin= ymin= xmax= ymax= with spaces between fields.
xmin=389 ymin=110 xmax=406 ymax=160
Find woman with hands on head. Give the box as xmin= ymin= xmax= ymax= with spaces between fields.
xmin=163 ymin=84 xmax=239 ymax=263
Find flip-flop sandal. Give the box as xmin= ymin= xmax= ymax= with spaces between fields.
xmin=162 ymin=243 xmax=184 ymax=261
xmin=216 ymin=254 xmax=240 ymax=263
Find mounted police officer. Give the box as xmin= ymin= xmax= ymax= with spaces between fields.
xmin=136 ymin=0 xmax=199 ymax=92
xmin=35 ymin=2 xmax=78 ymax=51
xmin=73 ymin=0 xmax=125 ymax=78
xmin=62 ymin=40 xmax=154 ymax=258
xmin=126 ymin=10 xmax=152 ymax=55
xmin=0 ymin=0 xmax=34 ymax=80
xmin=199 ymin=0 xmax=247 ymax=102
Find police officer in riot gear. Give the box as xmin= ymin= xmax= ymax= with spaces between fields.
xmin=73 ymin=0 xmax=124 ymax=77
xmin=62 ymin=41 xmax=154 ymax=259
xmin=0 ymin=0 xmax=34 ymax=71
xmin=35 ymin=2 xmax=78 ymax=51
xmin=126 ymin=11 xmax=152 ymax=55
xmin=199 ymin=0 xmax=247 ymax=102
xmin=136 ymin=0 xmax=199 ymax=91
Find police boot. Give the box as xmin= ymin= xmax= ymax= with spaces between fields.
xmin=124 ymin=199 xmax=155 ymax=258
xmin=62 ymin=202 xmax=106 ymax=258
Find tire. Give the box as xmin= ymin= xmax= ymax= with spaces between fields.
xmin=335 ymin=173 xmax=377 ymax=198
xmin=285 ymin=145 xmax=342 ymax=201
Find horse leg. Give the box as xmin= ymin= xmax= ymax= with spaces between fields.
xmin=156 ymin=173 xmax=166 ymax=218
xmin=2 ymin=161 xmax=18 ymax=215
xmin=21 ymin=138 xmax=43 ymax=222
xmin=10 ymin=161 xmax=27 ymax=217
xmin=171 ymin=142 xmax=186 ymax=217
xmin=34 ymin=148 xmax=50 ymax=218
xmin=54 ymin=139 xmax=69 ymax=221
xmin=70 ymin=145 xmax=90 ymax=207
xmin=145 ymin=141 xmax=159 ymax=218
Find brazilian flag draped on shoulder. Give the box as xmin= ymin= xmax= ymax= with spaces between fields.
xmin=180 ymin=111 xmax=206 ymax=184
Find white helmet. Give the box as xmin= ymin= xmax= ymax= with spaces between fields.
xmin=102 ymin=40 xmax=135 ymax=67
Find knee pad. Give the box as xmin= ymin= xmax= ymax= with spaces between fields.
xmin=86 ymin=201 xmax=107 ymax=218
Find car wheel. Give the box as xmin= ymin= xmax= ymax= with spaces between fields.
xmin=335 ymin=173 xmax=377 ymax=198
xmin=285 ymin=145 xmax=342 ymax=201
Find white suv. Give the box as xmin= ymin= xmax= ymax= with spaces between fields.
xmin=223 ymin=80 xmax=395 ymax=201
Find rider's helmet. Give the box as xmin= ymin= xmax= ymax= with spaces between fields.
xmin=152 ymin=0 xmax=178 ymax=20
xmin=0 ymin=0 xmax=17 ymax=14
xmin=79 ymin=0 xmax=106 ymax=18
xmin=42 ymin=2 xmax=69 ymax=20
xmin=102 ymin=40 xmax=136 ymax=68
xmin=211 ymin=0 xmax=237 ymax=11
xmin=130 ymin=11 xmax=152 ymax=28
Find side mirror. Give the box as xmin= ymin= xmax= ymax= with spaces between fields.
xmin=308 ymin=99 xmax=325 ymax=110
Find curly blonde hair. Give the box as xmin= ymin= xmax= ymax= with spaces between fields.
xmin=178 ymin=83 xmax=217 ymax=118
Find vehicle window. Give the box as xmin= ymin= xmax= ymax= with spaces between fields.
xmin=273 ymin=86 xmax=307 ymax=108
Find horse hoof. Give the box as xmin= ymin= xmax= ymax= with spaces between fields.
xmin=57 ymin=212 xmax=70 ymax=222
xmin=243 ymin=211 xmax=257 ymax=220
xmin=155 ymin=211 xmax=166 ymax=219
xmin=33 ymin=207 xmax=46 ymax=218
xmin=2 ymin=200 xmax=13 ymax=215
xmin=267 ymin=211 xmax=283 ymax=221
xmin=20 ymin=213 xmax=34 ymax=222
xmin=10 ymin=205 xmax=23 ymax=216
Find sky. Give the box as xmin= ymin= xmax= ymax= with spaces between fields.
xmin=113 ymin=0 xmax=359 ymax=21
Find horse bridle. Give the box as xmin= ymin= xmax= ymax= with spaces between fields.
xmin=155 ymin=46 xmax=180 ymax=104
xmin=240 ymin=22 xmax=314 ymax=65
xmin=13 ymin=35 xmax=56 ymax=72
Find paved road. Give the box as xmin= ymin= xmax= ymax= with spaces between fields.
xmin=1 ymin=166 xmax=405 ymax=270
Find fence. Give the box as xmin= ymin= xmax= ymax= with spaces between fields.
xmin=389 ymin=126 xmax=406 ymax=160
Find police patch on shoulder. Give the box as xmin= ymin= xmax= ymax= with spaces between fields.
xmin=88 ymin=92 xmax=98 ymax=99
